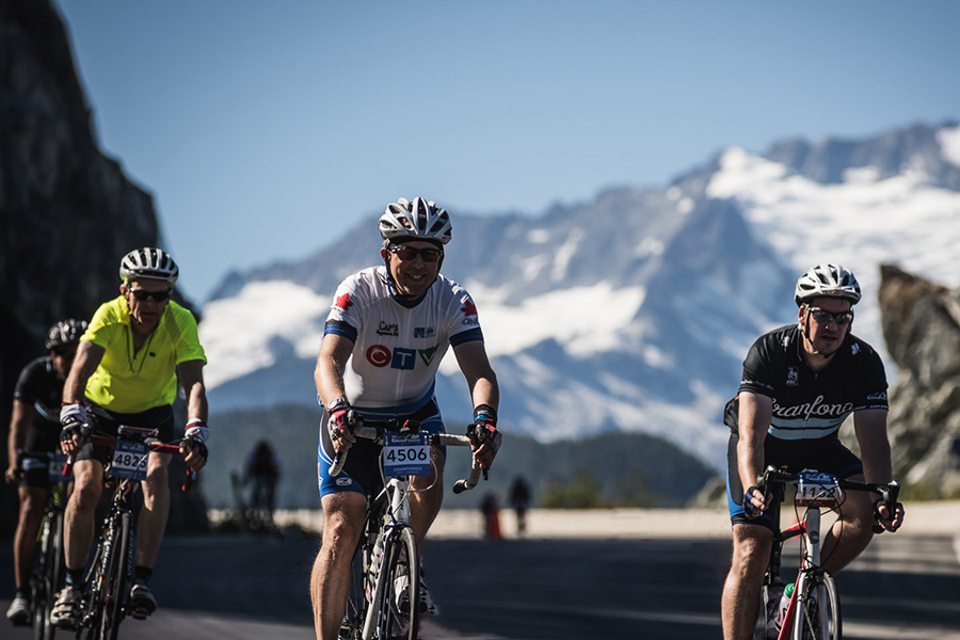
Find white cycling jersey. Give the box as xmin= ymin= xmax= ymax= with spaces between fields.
xmin=323 ymin=266 xmax=483 ymax=418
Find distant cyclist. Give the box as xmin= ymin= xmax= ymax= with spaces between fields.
xmin=51 ymin=247 xmax=209 ymax=628
xmin=311 ymin=197 xmax=501 ymax=640
xmin=243 ymin=439 xmax=281 ymax=524
xmin=4 ymin=320 xmax=85 ymax=625
xmin=720 ymin=264 xmax=904 ymax=640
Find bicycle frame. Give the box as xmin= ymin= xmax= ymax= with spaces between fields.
xmin=335 ymin=420 xmax=483 ymax=640
xmin=64 ymin=425 xmax=194 ymax=640
xmin=757 ymin=466 xmax=899 ymax=640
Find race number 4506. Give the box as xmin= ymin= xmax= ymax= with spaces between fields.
xmin=382 ymin=433 xmax=430 ymax=477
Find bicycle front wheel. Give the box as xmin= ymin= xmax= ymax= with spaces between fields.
xmin=372 ymin=526 xmax=419 ymax=640
xmin=97 ymin=513 xmax=131 ymax=640
xmin=795 ymin=573 xmax=841 ymax=640
xmin=32 ymin=509 xmax=64 ymax=640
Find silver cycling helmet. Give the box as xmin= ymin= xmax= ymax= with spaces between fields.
xmin=45 ymin=319 xmax=88 ymax=350
xmin=119 ymin=247 xmax=179 ymax=286
xmin=378 ymin=197 xmax=452 ymax=247
xmin=794 ymin=263 xmax=862 ymax=306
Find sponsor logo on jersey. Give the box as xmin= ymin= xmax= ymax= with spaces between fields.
xmin=771 ymin=394 xmax=854 ymax=421
xmin=367 ymin=345 xmax=392 ymax=367
xmin=461 ymin=317 xmax=480 ymax=326
xmin=377 ymin=321 xmax=399 ymax=337
xmin=866 ymin=391 xmax=887 ymax=401
xmin=418 ymin=346 xmax=438 ymax=366
xmin=786 ymin=366 xmax=799 ymax=387
xmin=336 ymin=477 xmax=352 ymax=486
xmin=391 ymin=348 xmax=417 ymax=370
xmin=851 ymin=343 xmax=861 ymax=355
xmin=334 ymin=293 xmax=353 ymax=310
xmin=414 ymin=327 xmax=436 ymax=338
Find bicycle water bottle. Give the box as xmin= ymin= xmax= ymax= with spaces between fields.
xmin=768 ymin=582 xmax=794 ymax=639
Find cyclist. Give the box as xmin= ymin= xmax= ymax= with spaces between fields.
xmin=51 ymin=247 xmax=209 ymax=628
xmin=311 ymin=197 xmax=501 ymax=640
xmin=4 ymin=320 xmax=86 ymax=625
xmin=243 ymin=439 xmax=281 ymax=525
xmin=720 ymin=264 xmax=904 ymax=640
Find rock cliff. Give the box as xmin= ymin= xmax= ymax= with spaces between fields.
xmin=880 ymin=264 xmax=960 ymax=498
xmin=1 ymin=0 xmax=205 ymax=534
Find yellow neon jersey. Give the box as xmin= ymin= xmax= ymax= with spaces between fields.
xmin=81 ymin=296 xmax=206 ymax=413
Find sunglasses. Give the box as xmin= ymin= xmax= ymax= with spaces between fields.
xmin=389 ymin=245 xmax=443 ymax=263
xmin=129 ymin=288 xmax=171 ymax=302
xmin=806 ymin=306 xmax=854 ymax=326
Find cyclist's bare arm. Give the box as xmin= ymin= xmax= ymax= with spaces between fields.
xmin=853 ymin=408 xmax=902 ymax=530
xmin=5 ymin=399 xmax=34 ymax=483
xmin=177 ymin=359 xmax=209 ymax=471
xmin=314 ymin=333 xmax=357 ymax=452
xmin=738 ymin=391 xmax=773 ymax=513
xmin=453 ymin=340 xmax=500 ymax=469
xmin=60 ymin=341 xmax=104 ymax=454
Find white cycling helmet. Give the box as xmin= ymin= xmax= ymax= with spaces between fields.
xmin=378 ymin=197 xmax=452 ymax=247
xmin=794 ymin=263 xmax=861 ymax=306
xmin=119 ymin=247 xmax=179 ymax=286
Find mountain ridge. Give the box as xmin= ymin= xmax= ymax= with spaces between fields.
xmin=200 ymin=120 xmax=960 ymax=472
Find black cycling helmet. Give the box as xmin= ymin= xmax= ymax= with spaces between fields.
xmin=45 ymin=319 xmax=88 ymax=350
xmin=119 ymin=247 xmax=179 ymax=286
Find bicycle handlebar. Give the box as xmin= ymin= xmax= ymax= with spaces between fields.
xmin=63 ymin=424 xmax=196 ymax=492
xmin=757 ymin=465 xmax=900 ymax=533
xmin=328 ymin=420 xmax=484 ymax=493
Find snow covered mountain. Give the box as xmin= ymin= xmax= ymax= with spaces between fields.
xmin=200 ymin=121 xmax=960 ymax=471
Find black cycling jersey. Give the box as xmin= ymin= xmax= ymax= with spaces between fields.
xmin=13 ymin=356 xmax=64 ymax=438
xmin=723 ymin=324 xmax=888 ymax=441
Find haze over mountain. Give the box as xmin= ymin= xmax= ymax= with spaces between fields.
xmin=201 ymin=121 xmax=960 ymax=471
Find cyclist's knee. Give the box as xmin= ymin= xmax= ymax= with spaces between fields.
xmin=730 ymin=525 xmax=773 ymax=568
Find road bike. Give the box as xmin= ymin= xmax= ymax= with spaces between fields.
xmin=63 ymin=425 xmax=194 ymax=640
xmin=15 ymin=450 xmax=70 ymax=640
xmin=330 ymin=418 xmax=484 ymax=640
xmin=753 ymin=466 xmax=900 ymax=640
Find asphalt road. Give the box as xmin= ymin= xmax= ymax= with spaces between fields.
xmin=3 ymin=531 xmax=960 ymax=639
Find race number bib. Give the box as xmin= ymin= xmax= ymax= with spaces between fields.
xmin=47 ymin=453 xmax=69 ymax=483
xmin=796 ymin=471 xmax=842 ymax=508
xmin=110 ymin=440 xmax=150 ymax=481
xmin=382 ymin=433 xmax=430 ymax=477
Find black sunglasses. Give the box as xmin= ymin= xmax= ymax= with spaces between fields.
xmin=129 ymin=288 xmax=171 ymax=302
xmin=389 ymin=245 xmax=443 ymax=263
xmin=806 ymin=306 xmax=854 ymax=326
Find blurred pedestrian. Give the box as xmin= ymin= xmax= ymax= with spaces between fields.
xmin=480 ymin=492 xmax=502 ymax=540
xmin=509 ymin=475 xmax=532 ymax=536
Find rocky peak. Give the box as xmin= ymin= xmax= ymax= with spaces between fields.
xmin=879 ymin=264 xmax=960 ymax=497
xmin=1 ymin=0 xmax=203 ymax=534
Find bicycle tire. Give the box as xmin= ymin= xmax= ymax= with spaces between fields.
xmin=371 ymin=526 xmax=419 ymax=640
xmin=795 ymin=573 xmax=841 ymax=640
xmin=43 ymin=510 xmax=65 ymax=640
xmin=97 ymin=512 xmax=131 ymax=640
xmin=340 ymin=536 xmax=372 ymax=640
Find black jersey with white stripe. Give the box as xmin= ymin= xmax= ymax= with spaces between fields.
xmin=724 ymin=324 xmax=888 ymax=440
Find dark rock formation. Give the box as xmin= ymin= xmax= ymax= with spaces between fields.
xmin=879 ymin=264 xmax=960 ymax=498
xmin=1 ymin=0 xmax=207 ymax=534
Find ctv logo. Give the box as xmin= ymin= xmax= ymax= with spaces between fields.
xmin=366 ymin=345 xmax=417 ymax=370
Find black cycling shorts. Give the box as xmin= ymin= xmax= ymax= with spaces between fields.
xmin=74 ymin=402 xmax=175 ymax=466
xmin=726 ymin=431 xmax=863 ymax=531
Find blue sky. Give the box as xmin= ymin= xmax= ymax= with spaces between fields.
xmin=52 ymin=0 xmax=960 ymax=302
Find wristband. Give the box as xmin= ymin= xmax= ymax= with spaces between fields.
xmin=473 ymin=404 xmax=497 ymax=425
xmin=184 ymin=418 xmax=209 ymax=443
xmin=60 ymin=402 xmax=86 ymax=425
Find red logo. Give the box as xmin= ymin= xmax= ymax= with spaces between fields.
xmin=367 ymin=345 xmax=392 ymax=367
xmin=335 ymin=293 xmax=353 ymax=310
xmin=460 ymin=297 xmax=477 ymax=317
